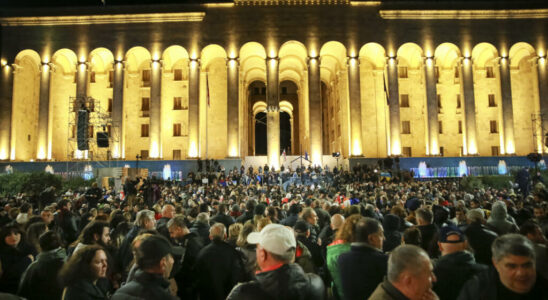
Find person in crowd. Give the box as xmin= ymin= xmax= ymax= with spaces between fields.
xmin=112 ymin=235 xmax=178 ymax=300
xmin=210 ymin=203 xmax=235 ymax=230
xmin=56 ymin=199 xmax=79 ymax=245
xmin=0 ymin=224 xmax=34 ymax=294
xmin=227 ymin=222 xmax=243 ymax=247
xmin=312 ymin=199 xmax=331 ymax=231
xmin=338 ymin=217 xmax=388 ymax=300
xmin=301 ymin=207 xmax=320 ymax=244
xmin=40 ymin=208 xmax=54 ymax=229
xmin=369 ymin=245 xmax=438 ymax=300
xmin=464 ymin=209 xmax=498 ymax=265
xmin=191 ymin=212 xmax=211 ymax=246
xmin=236 ymin=222 xmax=258 ymax=278
xmin=167 ymin=215 xmax=203 ymax=300
xmin=319 ymin=213 xmax=344 ymax=248
xmin=227 ymin=224 xmax=325 ymax=300
xmin=402 ymin=227 xmax=422 ymax=246
xmin=519 ymin=221 xmax=548 ymax=280
xmin=383 ymin=214 xmax=403 ymax=252
xmin=156 ymin=204 xmax=175 ymax=239
xmin=15 ymin=203 xmax=32 ymax=226
xmin=487 ymin=201 xmax=519 ymax=235
xmin=326 ymin=214 xmax=363 ymax=300
xmin=195 ymin=223 xmax=245 ymax=300
xmin=59 ymin=245 xmax=109 ymax=300
xmin=293 ymin=220 xmax=318 ymax=273
xmin=118 ymin=209 xmax=155 ymax=272
xmin=458 ymin=234 xmax=548 ymax=299
xmin=25 ymin=222 xmax=47 ymax=255
xmin=281 ymin=203 xmax=301 ymax=227
xmin=416 ymin=208 xmax=439 ymax=258
xmin=236 ymin=199 xmax=256 ymax=224
xmin=433 ymin=225 xmax=488 ymax=300
xmin=71 ymin=221 xmax=111 ymax=255
xmin=18 ymin=231 xmax=66 ymax=300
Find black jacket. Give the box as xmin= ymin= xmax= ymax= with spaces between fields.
xmin=417 ymin=223 xmax=439 ymax=258
xmin=195 ymin=239 xmax=245 ymax=300
xmin=57 ymin=209 xmax=79 ymax=245
xmin=227 ymin=263 xmax=325 ymax=300
xmin=433 ymin=251 xmax=488 ymax=300
xmin=173 ymin=232 xmax=204 ymax=300
xmin=383 ymin=214 xmax=403 ymax=253
xmin=117 ymin=225 xmax=142 ymax=272
xmin=236 ymin=211 xmax=254 ymax=224
xmin=64 ymin=279 xmax=108 ymax=300
xmin=457 ymin=267 xmax=548 ymax=300
xmin=18 ymin=247 xmax=66 ymax=300
xmin=190 ymin=221 xmax=210 ymax=246
xmin=210 ymin=213 xmax=235 ymax=230
xmin=0 ymin=244 xmax=33 ymax=294
xmin=112 ymin=269 xmax=177 ymax=300
xmin=464 ymin=222 xmax=498 ymax=265
xmin=338 ymin=243 xmax=388 ymax=300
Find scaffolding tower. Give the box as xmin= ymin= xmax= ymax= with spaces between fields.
xmin=531 ymin=113 xmax=546 ymax=153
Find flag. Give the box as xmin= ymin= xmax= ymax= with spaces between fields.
xmin=206 ymin=72 xmax=210 ymax=107
xmin=383 ymin=70 xmax=390 ymax=106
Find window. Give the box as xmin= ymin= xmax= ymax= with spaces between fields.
xmin=488 ymin=94 xmax=496 ymax=107
xmin=107 ymin=98 xmax=113 ymax=113
xmin=140 ymin=150 xmax=149 ymax=159
xmin=173 ymin=149 xmax=182 ymax=160
xmin=282 ymin=87 xmax=287 ymax=95
xmin=141 ymin=124 xmax=149 ymax=137
xmin=173 ymin=123 xmax=182 ymax=137
xmin=458 ymin=120 xmax=463 ymax=134
xmin=88 ymin=125 xmax=94 ymax=138
xmin=174 ymin=69 xmax=183 ymax=81
xmin=142 ymin=69 xmax=151 ymax=87
xmin=254 ymin=87 xmax=260 ymax=95
xmin=261 ymin=87 xmax=266 ymax=95
xmin=490 ymin=120 xmax=498 ymax=133
xmin=456 ymin=95 xmax=462 ymax=109
xmin=402 ymin=147 xmax=412 ymax=157
xmin=141 ymin=97 xmax=150 ymax=114
xmin=108 ymin=70 xmax=114 ymax=88
xmin=437 ymin=94 xmax=442 ymax=112
xmin=90 ymin=71 xmax=96 ymax=83
xmin=402 ymin=121 xmax=411 ymax=134
xmin=398 ymin=66 xmax=408 ymax=78
xmin=486 ymin=66 xmax=495 ymax=78
xmin=439 ymin=147 xmax=444 ymax=156
xmin=438 ymin=121 xmax=443 ymax=134
xmin=400 ymin=94 xmax=409 ymax=107
xmin=173 ymin=97 xmax=182 ymax=110
xmin=434 ymin=66 xmax=440 ymax=83
xmin=491 ymin=146 xmax=500 ymax=156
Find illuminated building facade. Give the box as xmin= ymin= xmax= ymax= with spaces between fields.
xmin=1 ymin=0 xmax=548 ymax=170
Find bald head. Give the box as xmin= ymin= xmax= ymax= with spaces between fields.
xmin=162 ymin=204 xmax=175 ymax=219
xmin=331 ymin=214 xmax=345 ymax=230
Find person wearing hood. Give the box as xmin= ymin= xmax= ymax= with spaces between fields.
xmin=486 ymin=201 xmax=518 ymax=235
xmin=18 ymin=231 xmax=67 ymax=300
xmin=382 ymin=214 xmax=402 ymax=252
xmin=432 ymin=226 xmax=488 ymax=300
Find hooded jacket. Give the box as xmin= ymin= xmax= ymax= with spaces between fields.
xmin=486 ymin=201 xmax=518 ymax=235
xmin=18 ymin=247 xmax=67 ymax=300
xmin=382 ymin=214 xmax=402 ymax=253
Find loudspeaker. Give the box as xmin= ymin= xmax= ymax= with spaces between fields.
xmin=97 ymin=132 xmax=109 ymax=148
xmin=77 ymin=110 xmax=89 ymax=150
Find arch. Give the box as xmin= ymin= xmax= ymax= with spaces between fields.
xmin=279 ymin=70 xmax=302 ymax=88
xmin=51 ymin=48 xmax=78 ymax=74
xmin=14 ymin=49 xmax=41 ymax=72
xmin=472 ymin=43 xmax=499 ymax=67
xmin=252 ymin=100 xmax=267 ymax=116
xmin=434 ymin=43 xmax=462 ymax=69
xmin=88 ymin=47 xmax=114 ymax=73
xmin=279 ymin=40 xmax=308 ymax=59
xmin=279 ymin=40 xmax=307 ymax=78
xmin=240 ymin=42 xmax=267 ymax=60
xmin=279 ymin=100 xmax=294 ymax=118
xmin=509 ymin=42 xmax=536 ymax=68
xmin=359 ymin=43 xmax=386 ymax=69
xmin=397 ymin=43 xmax=424 ymax=69
xmin=125 ymin=46 xmax=152 ymax=72
xmin=320 ymin=41 xmax=347 ymax=69
xmin=162 ymin=45 xmax=189 ymax=72
xmin=201 ymin=44 xmax=227 ymax=71
xmin=240 ymin=43 xmax=267 ymax=84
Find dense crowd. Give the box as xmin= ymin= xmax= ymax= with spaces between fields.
xmin=0 ymin=164 xmax=547 ymax=300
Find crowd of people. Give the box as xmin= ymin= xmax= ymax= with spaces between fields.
xmin=0 ymin=163 xmax=547 ymax=300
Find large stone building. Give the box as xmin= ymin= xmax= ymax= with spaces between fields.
xmin=0 ymin=0 xmax=547 ymax=169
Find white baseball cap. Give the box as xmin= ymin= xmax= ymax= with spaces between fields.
xmin=247 ymin=224 xmax=296 ymax=256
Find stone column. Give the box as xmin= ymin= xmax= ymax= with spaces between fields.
xmin=149 ymin=60 xmax=162 ymax=158
xmin=227 ymin=58 xmax=239 ymax=157
xmin=112 ymin=61 xmax=124 ymax=159
xmin=537 ymin=57 xmax=548 ymax=146
xmin=0 ymin=64 xmax=13 ymax=160
xmin=498 ymin=57 xmax=515 ymax=154
xmin=460 ymin=57 xmax=478 ymax=154
xmin=308 ymin=56 xmax=322 ymax=165
xmin=386 ymin=57 xmax=401 ymax=155
xmin=424 ymin=57 xmax=439 ymax=155
xmin=76 ymin=62 xmax=88 ymax=99
xmin=36 ymin=63 xmax=51 ymax=160
xmin=347 ymin=57 xmax=363 ymax=156
xmin=266 ymin=57 xmax=280 ymax=170
xmin=188 ymin=59 xmax=200 ymax=157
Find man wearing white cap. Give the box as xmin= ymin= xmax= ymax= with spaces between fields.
xmin=227 ymin=224 xmax=325 ymax=300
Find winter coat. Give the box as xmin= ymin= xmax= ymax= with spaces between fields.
xmin=486 ymin=201 xmax=518 ymax=235
xmin=18 ymin=247 xmax=67 ymax=300
xmin=433 ymin=251 xmax=488 ymax=300
xmin=63 ymin=279 xmax=108 ymax=300
xmin=210 ymin=213 xmax=235 ymax=230
xmin=0 ymin=243 xmax=33 ymax=294
xmin=190 ymin=221 xmax=210 ymax=246
xmin=368 ymin=280 xmax=409 ymax=300
xmin=326 ymin=240 xmax=351 ymax=300
xmin=338 ymin=243 xmax=388 ymax=300
xmin=417 ymin=223 xmax=440 ymax=258
xmin=383 ymin=214 xmax=402 ymax=253
xmin=112 ymin=269 xmax=177 ymax=300
xmin=227 ymin=263 xmax=325 ymax=300
xmin=464 ymin=222 xmax=498 ymax=265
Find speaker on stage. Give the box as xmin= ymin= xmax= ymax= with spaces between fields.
xmin=97 ymin=132 xmax=109 ymax=148
xmin=77 ymin=109 xmax=89 ymax=150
